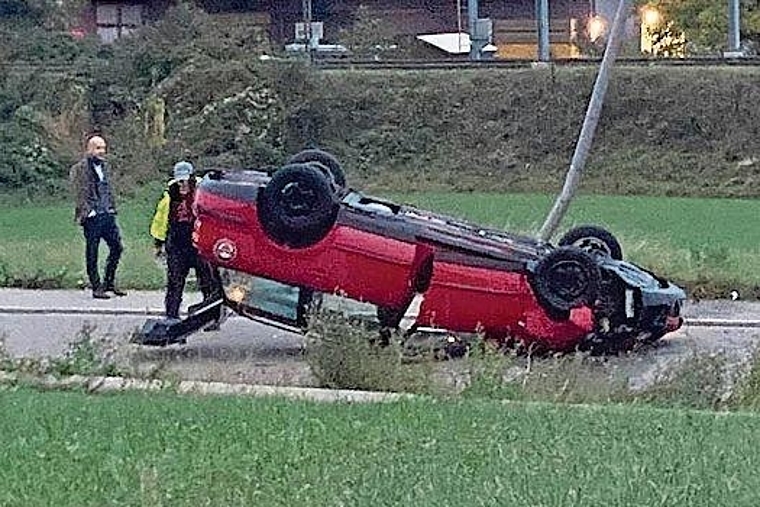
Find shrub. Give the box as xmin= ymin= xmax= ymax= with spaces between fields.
xmin=728 ymin=344 xmax=760 ymax=411
xmin=304 ymin=310 xmax=433 ymax=394
xmin=633 ymin=351 xmax=732 ymax=411
xmin=0 ymin=114 xmax=67 ymax=192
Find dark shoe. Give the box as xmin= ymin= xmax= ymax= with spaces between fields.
xmin=92 ymin=287 xmax=110 ymax=299
xmin=105 ymin=286 xmax=127 ymax=297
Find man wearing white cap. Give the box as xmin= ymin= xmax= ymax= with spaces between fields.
xmin=150 ymin=161 xmax=221 ymax=324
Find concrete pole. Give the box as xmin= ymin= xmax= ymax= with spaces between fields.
xmin=538 ymin=0 xmax=630 ymax=241
xmin=536 ymin=0 xmax=550 ymax=61
xmin=728 ymin=0 xmax=741 ymax=53
xmin=301 ymin=0 xmax=313 ymax=62
xmin=468 ymin=0 xmax=479 ymax=60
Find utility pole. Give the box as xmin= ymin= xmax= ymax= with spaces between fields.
xmin=538 ymin=0 xmax=630 ymax=241
xmin=302 ymin=0 xmax=313 ymax=61
xmin=727 ymin=0 xmax=741 ymax=55
xmin=468 ymin=0 xmax=480 ymax=60
xmin=536 ymin=0 xmax=550 ymax=61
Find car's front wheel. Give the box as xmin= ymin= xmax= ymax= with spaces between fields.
xmin=532 ymin=246 xmax=601 ymax=319
xmin=257 ymin=163 xmax=339 ymax=248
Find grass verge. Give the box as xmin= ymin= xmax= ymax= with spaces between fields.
xmin=2 ymin=386 xmax=760 ymax=506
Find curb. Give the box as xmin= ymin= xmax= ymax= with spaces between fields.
xmin=684 ymin=318 xmax=760 ymax=328
xmin=0 ymin=371 xmax=411 ymax=403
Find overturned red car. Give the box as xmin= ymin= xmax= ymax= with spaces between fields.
xmin=184 ymin=150 xmax=685 ymax=353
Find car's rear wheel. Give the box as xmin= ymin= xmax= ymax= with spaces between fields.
xmin=258 ymin=163 xmax=339 ymax=248
xmin=286 ymin=149 xmax=347 ymax=189
xmin=532 ymin=246 xmax=601 ymax=319
xmin=558 ymin=225 xmax=623 ymax=260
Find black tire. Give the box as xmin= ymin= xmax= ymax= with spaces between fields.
xmin=558 ymin=225 xmax=623 ymax=260
xmin=258 ymin=163 xmax=339 ymax=248
xmin=286 ymin=149 xmax=347 ymax=189
xmin=532 ymin=246 xmax=601 ymax=318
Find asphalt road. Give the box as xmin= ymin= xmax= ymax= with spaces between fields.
xmin=1 ymin=289 xmax=759 ymax=389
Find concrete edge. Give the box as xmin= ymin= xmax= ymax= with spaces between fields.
xmin=0 ymin=370 xmax=412 ymax=403
xmin=684 ymin=318 xmax=760 ymax=328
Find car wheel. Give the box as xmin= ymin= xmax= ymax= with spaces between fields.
xmin=286 ymin=148 xmax=347 ymax=189
xmin=258 ymin=163 xmax=339 ymax=248
xmin=532 ymin=246 xmax=601 ymax=318
xmin=558 ymin=225 xmax=623 ymax=260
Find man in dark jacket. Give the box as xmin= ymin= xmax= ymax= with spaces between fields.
xmin=150 ymin=161 xmax=222 ymax=323
xmin=69 ymin=135 xmax=126 ymax=299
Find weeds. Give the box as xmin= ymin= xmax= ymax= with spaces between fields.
xmin=460 ymin=349 xmax=631 ymax=404
xmin=458 ymin=345 xmax=523 ymax=400
xmin=728 ymin=344 xmax=760 ymax=411
xmin=458 ymin=345 xmax=741 ymax=411
xmin=304 ymin=310 xmax=434 ymax=394
xmin=0 ymin=324 xmax=127 ymax=378
xmin=0 ymin=333 xmax=12 ymax=371
xmin=0 ymin=262 xmax=68 ymax=289
xmin=634 ymin=352 xmax=733 ymax=411
xmin=303 ymin=305 xmax=750 ymax=413
xmin=49 ymin=324 xmax=123 ymax=377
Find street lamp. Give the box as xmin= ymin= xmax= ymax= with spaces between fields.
xmin=587 ymin=15 xmax=606 ymax=42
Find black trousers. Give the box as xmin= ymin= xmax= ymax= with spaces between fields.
xmin=82 ymin=213 xmax=123 ymax=290
xmin=164 ymin=226 xmax=222 ymax=319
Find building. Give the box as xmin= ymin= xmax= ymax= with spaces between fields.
xmin=77 ymin=0 xmax=627 ymax=59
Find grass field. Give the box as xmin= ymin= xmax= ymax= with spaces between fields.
xmin=1 ymin=192 xmax=758 ymax=294
xmin=1 ymin=387 xmax=759 ymax=506
xmin=389 ymin=192 xmax=760 ymax=295
xmin=0 ymin=190 xmax=165 ymax=290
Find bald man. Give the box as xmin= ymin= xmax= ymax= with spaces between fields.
xmin=69 ymin=135 xmax=126 ymax=299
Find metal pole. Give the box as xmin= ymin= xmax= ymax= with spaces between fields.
xmin=457 ymin=0 xmax=463 ymax=53
xmin=457 ymin=0 xmax=462 ymax=33
xmin=468 ymin=0 xmax=479 ymax=60
xmin=536 ymin=0 xmax=550 ymax=61
xmin=538 ymin=0 xmax=630 ymax=241
xmin=303 ymin=0 xmax=313 ymax=61
xmin=728 ymin=0 xmax=741 ymax=53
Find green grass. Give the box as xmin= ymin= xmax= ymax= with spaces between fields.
xmin=1 ymin=191 xmax=759 ymax=293
xmin=1 ymin=387 xmax=759 ymax=506
xmin=0 ymin=189 xmax=165 ymax=289
xmin=389 ymin=192 xmax=760 ymax=292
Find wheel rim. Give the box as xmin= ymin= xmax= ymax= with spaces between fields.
xmin=280 ymin=181 xmax=319 ymax=216
xmin=572 ymin=237 xmax=612 ymax=257
xmin=546 ymin=260 xmax=590 ymax=302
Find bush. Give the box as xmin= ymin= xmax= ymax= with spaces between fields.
xmin=634 ymin=352 xmax=732 ymax=411
xmin=0 ymin=114 xmax=67 ymax=192
xmin=304 ymin=310 xmax=433 ymax=394
xmin=728 ymin=345 xmax=760 ymax=411
xmin=0 ymin=19 xmax=99 ymax=64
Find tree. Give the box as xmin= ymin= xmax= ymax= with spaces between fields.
xmin=0 ymin=0 xmax=89 ymax=30
xmin=640 ymin=0 xmax=760 ymax=54
xmin=337 ymin=4 xmax=395 ymax=59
